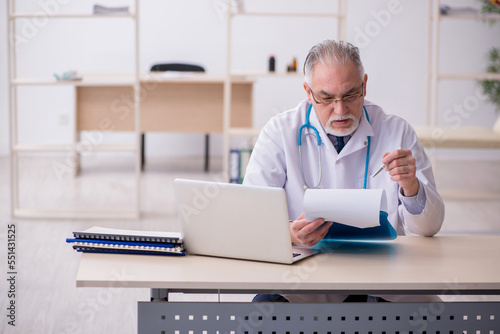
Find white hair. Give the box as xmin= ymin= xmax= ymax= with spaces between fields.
xmin=304 ymin=40 xmax=365 ymax=86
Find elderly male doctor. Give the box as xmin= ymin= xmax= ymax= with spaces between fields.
xmin=243 ymin=40 xmax=445 ymax=303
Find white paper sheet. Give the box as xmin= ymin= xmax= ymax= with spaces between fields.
xmin=303 ymin=189 xmax=387 ymax=228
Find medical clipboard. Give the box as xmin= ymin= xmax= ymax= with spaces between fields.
xmin=321 ymin=211 xmax=397 ymax=241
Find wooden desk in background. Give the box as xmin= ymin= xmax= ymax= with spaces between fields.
xmin=74 ymin=73 xmax=254 ymax=171
xmin=76 ymin=73 xmax=253 ymax=133
xmin=76 ymin=235 xmax=500 ymax=333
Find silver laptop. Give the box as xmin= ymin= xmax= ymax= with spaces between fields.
xmin=174 ymin=178 xmax=318 ymax=264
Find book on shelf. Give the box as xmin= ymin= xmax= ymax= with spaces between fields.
xmin=439 ymin=4 xmax=478 ymax=15
xmin=229 ymin=149 xmax=240 ymax=183
xmin=93 ymin=4 xmax=130 ymax=15
xmin=229 ymin=148 xmax=252 ymax=184
xmin=239 ymin=148 xmax=252 ymax=184
xmin=67 ymin=226 xmax=185 ymax=256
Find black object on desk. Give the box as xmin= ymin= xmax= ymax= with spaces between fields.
xmin=150 ymin=63 xmax=205 ymax=72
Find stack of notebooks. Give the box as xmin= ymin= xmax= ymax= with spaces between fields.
xmin=66 ymin=226 xmax=185 ymax=256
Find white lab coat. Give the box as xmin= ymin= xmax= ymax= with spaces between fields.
xmin=243 ymin=99 xmax=445 ymax=303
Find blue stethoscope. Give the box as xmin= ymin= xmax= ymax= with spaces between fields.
xmin=298 ymin=104 xmax=371 ymax=189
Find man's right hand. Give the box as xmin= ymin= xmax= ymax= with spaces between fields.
xmin=290 ymin=213 xmax=333 ymax=247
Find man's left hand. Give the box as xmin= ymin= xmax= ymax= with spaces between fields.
xmin=382 ymin=148 xmax=419 ymax=197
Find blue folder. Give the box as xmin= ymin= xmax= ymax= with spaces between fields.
xmin=322 ymin=211 xmax=397 ymax=241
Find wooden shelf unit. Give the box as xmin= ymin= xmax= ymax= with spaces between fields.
xmin=424 ymin=0 xmax=500 ymax=200
xmin=221 ymin=0 xmax=348 ymax=180
xmin=7 ymin=0 xmax=142 ymax=219
xmin=426 ymin=0 xmax=500 ymax=126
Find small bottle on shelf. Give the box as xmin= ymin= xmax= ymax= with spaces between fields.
xmin=268 ymin=55 xmax=275 ymax=72
xmin=287 ymin=57 xmax=298 ymax=72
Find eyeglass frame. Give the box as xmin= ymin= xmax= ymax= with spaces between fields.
xmin=308 ymin=83 xmax=365 ymax=107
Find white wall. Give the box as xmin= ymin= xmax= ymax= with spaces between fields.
xmin=1 ymin=0 xmax=499 ymax=157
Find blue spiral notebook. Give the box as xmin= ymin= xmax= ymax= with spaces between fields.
xmin=67 ymin=227 xmax=185 ymax=256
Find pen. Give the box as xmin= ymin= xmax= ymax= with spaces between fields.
xmin=372 ymin=147 xmax=401 ymax=178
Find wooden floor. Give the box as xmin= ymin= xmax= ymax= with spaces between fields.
xmin=1 ymin=155 xmax=500 ymax=334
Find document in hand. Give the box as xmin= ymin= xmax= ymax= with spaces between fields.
xmin=303 ymin=189 xmax=396 ymax=241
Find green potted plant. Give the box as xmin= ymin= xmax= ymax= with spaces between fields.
xmin=479 ymin=0 xmax=500 ymax=18
xmin=479 ymin=47 xmax=500 ymax=131
xmin=477 ymin=1 xmax=500 ymax=131
xmin=480 ymin=47 xmax=500 ymax=112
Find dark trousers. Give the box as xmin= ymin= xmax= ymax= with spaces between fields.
xmin=252 ymin=294 xmax=389 ymax=303
xmin=252 ymin=294 xmax=290 ymax=302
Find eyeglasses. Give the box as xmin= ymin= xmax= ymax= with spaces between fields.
xmin=308 ymin=83 xmax=364 ymax=107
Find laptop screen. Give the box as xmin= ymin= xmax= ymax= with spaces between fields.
xmin=174 ymin=179 xmax=297 ymax=263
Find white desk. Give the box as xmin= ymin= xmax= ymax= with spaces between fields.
xmin=76 ymin=236 xmax=500 ymax=333
xmin=414 ymin=126 xmax=500 ymax=149
xmin=77 ymin=235 xmax=500 ymax=294
xmin=415 ymin=126 xmax=500 ymax=200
